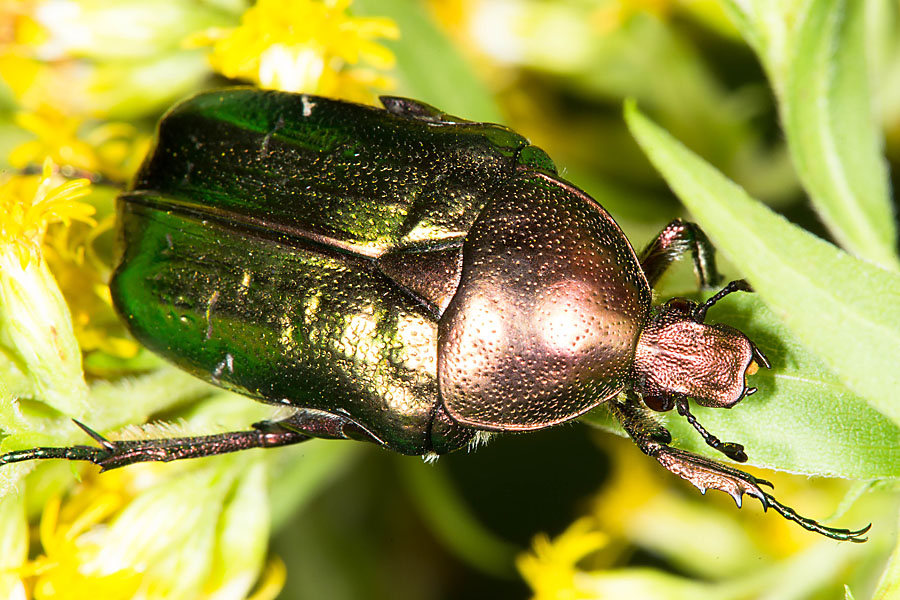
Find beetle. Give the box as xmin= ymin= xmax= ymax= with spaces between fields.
xmin=0 ymin=89 xmax=868 ymax=542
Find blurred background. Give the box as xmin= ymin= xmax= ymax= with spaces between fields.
xmin=0 ymin=1 xmax=898 ymax=599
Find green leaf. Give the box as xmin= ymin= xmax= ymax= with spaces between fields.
xmin=619 ymin=102 xmax=900 ymax=473
xmin=722 ymin=0 xmax=899 ymax=269
xmin=353 ymin=0 xmax=503 ymax=123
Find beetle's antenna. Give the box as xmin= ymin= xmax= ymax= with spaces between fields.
xmin=693 ymin=279 xmax=753 ymax=322
xmin=675 ymin=398 xmax=748 ymax=462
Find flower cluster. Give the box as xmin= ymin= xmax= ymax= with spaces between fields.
xmin=187 ymin=0 xmax=398 ymax=100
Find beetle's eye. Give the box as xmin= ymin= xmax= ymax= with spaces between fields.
xmin=642 ymin=394 xmax=674 ymax=412
xmin=665 ymin=298 xmax=695 ymax=314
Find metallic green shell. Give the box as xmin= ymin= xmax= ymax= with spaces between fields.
xmin=111 ymin=89 xmax=555 ymax=455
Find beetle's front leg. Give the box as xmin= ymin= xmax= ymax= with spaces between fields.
xmin=608 ymin=394 xmax=870 ymax=542
xmin=607 ymin=391 xmax=673 ymax=445
xmin=611 ymin=392 xmax=770 ymax=505
xmin=639 ymin=219 xmax=721 ymax=289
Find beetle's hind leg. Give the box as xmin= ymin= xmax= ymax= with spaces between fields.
xmin=0 ymin=419 xmax=313 ymax=471
xmin=639 ymin=219 xmax=721 ymax=289
xmin=0 ymin=409 xmax=384 ymax=472
xmin=608 ymin=393 xmax=870 ymax=542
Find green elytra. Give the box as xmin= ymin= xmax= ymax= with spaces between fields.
xmin=114 ymin=89 xmax=572 ymax=455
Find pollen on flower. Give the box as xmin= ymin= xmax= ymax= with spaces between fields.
xmin=0 ymin=3 xmax=49 ymax=53
xmin=0 ymin=158 xmax=95 ymax=269
xmin=187 ymin=0 xmax=399 ymax=101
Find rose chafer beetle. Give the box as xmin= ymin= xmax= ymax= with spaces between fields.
xmin=0 ymin=89 xmax=869 ymax=542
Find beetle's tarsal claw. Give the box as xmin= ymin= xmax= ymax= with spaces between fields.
xmin=652 ymin=445 xmax=767 ymax=510
xmin=762 ymin=493 xmax=871 ymax=542
xmin=72 ymin=420 xmax=116 ymax=451
xmin=734 ymin=279 xmax=754 ymax=293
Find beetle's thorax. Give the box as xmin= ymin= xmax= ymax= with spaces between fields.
xmin=632 ymin=299 xmax=756 ymax=409
xmin=438 ymin=172 xmax=651 ymax=431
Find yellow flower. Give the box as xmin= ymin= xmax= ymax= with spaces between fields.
xmin=9 ymin=107 xmax=149 ymax=182
xmin=188 ymin=0 xmax=399 ymax=101
xmin=4 ymin=106 xmax=148 ymax=361
xmin=0 ymin=1 xmax=230 ymax=120
xmin=0 ymin=1 xmax=48 ymax=48
xmin=9 ymin=108 xmax=99 ymax=175
xmin=17 ymin=457 xmax=284 ymax=600
xmin=0 ymin=159 xmax=93 ymax=416
xmin=0 ymin=158 xmax=94 ymax=270
xmin=517 ymin=517 xmax=610 ymax=600
xmin=43 ymin=211 xmax=141 ymax=361
xmin=23 ymin=488 xmax=143 ymax=600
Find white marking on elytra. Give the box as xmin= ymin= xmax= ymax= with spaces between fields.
xmin=212 ymin=353 xmax=235 ymax=382
xmin=302 ymin=96 xmax=317 ymax=117
xmin=205 ymin=290 xmax=220 ymax=340
xmin=260 ymin=115 xmax=285 ymax=158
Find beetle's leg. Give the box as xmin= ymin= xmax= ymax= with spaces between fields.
xmin=613 ymin=394 xmax=772 ymax=505
xmin=0 ymin=409 xmax=387 ymax=471
xmin=639 ymin=219 xmax=721 ymax=289
xmin=674 ymin=398 xmax=748 ymax=462
xmin=609 ymin=394 xmax=870 ymax=542
xmin=608 ymin=393 xmax=673 ymax=445
xmin=0 ymin=419 xmax=312 ymax=471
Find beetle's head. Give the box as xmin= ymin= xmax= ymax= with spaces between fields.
xmin=632 ymin=297 xmax=770 ymax=411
